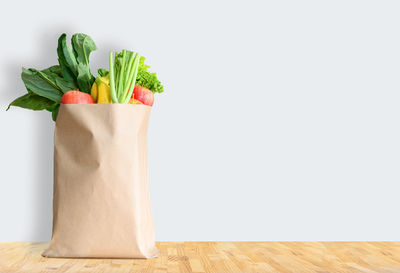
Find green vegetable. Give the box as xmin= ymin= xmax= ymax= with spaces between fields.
xmin=109 ymin=52 xmax=117 ymax=103
xmin=57 ymin=34 xmax=78 ymax=82
xmin=50 ymin=104 xmax=60 ymax=121
xmin=71 ymin=33 xmax=97 ymax=92
xmin=136 ymin=57 xmax=164 ymax=93
xmin=46 ymin=103 xmax=60 ymax=122
xmin=21 ymin=68 xmax=63 ymax=102
xmin=55 ymin=77 xmax=77 ymax=93
xmin=71 ymin=34 xmax=97 ymax=67
xmin=99 ymin=56 xmax=163 ymax=94
xmin=109 ymin=50 xmax=141 ymax=103
xmin=57 ymin=33 xmax=97 ymax=93
xmin=8 ymin=33 xmax=164 ymax=120
xmin=76 ymin=63 xmax=92 ymax=94
xmin=6 ymin=93 xmax=57 ymax=111
xmin=97 ymin=68 xmax=109 ymax=77
xmin=41 ymin=65 xmax=63 ymax=78
xmin=8 ymin=33 xmax=97 ymax=121
xmin=40 ymin=65 xmax=77 ymax=93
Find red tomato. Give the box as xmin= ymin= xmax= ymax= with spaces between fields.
xmin=61 ymin=91 xmax=95 ymax=104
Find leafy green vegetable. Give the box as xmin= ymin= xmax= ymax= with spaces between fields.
xmin=71 ymin=34 xmax=97 ymax=67
xmin=55 ymin=78 xmax=77 ymax=93
xmin=41 ymin=65 xmax=63 ymax=78
xmin=57 ymin=34 xmax=78 ymax=82
xmin=8 ymin=33 xmax=163 ymax=121
xmin=21 ymin=68 xmax=63 ymax=102
xmin=7 ymin=93 xmax=57 ymax=111
xmin=71 ymin=33 xmax=97 ymax=92
xmin=136 ymin=56 xmax=164 ymax=93
xmin=41 ymin=65 xmax=77 ymax=93
xmin=8 ymin=33 xmax=98 ymax=121
xmin=47 ymin=104 xmax=60 ymax=121
xmin=56 ymin=33 xmax=97 ymax=93
xmin=76 ymin=63 xmax=92 ymax=94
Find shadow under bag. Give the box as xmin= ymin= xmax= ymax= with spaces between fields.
xmin=42 ymin=104 xmax=159 ymax=258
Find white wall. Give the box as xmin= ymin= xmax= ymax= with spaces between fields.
xmin=1 ymin=0 xmax=400 ymax=241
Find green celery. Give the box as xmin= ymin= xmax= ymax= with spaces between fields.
xmin=109 ymin=52 xmax=118 ymax=103
xmin=123 ymin=53 xmax=140 ymax=104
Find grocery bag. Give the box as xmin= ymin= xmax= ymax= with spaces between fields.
xmin=42 ymin=104 xmax=159 ymax=258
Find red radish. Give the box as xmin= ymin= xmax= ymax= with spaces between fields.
xmin=133 ymin=85 xmax=154 ymax=106
xmin=61 ymin=91 xmax=95 ymax=104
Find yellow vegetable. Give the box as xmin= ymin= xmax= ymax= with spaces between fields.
xmin=97 ymin=79 xmax=112 ymax=104
xmin=90 ymin=76 xmax=112 ymax=104
xmin=129 ymin=98 xmax=143 ymax=104
xmin=90 ymin=82 xmax=98 ymax=102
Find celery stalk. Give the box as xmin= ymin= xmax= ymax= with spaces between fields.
xmin=109 ymin=52 xmax=118 ymax=103
xmin=123 ymin=53 xmax=140 ymax=104
xmin=117 ymin=50 xmax=127 ymax=101
xmin=109 ymin=50 xmax=141 ymax=103
xmin=121 ymin=53 xmax=136 ymax=102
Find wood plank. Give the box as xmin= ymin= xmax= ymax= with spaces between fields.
xmin=0 ymin=242 xmax=400 ymax=273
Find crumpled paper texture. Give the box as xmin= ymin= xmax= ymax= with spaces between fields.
xmin=42 ymin=104 xmax=159 ymax=258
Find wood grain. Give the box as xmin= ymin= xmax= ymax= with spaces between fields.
xmin=1 ymin=242 xmax=400 ymax=273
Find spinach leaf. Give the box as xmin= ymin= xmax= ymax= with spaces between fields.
xmin=41 ymin=65 xmax=76 ymax=93
xmin=76 ymin=63 xmax=92 ymax=93
xmin=57 ymin=34 xmax=78 ymax=82
xmin=21 ymin=68 xmax=63 ymax=102
xmin=46 ymin=103 xmax=60 ymax=121
xmin=51 ymin=104 xmax=60 ymax=121
xmin=31 ymin=65 xmax=76 ymax=94
xmin=71 ymin=34 xmax=97 ymax=67
xmin=71 ymin=33 xmax=97 ymax=93
xmin=42 ymin=65 xmax=63 ymax=77
xmin=7 ymin=93 xmax=57 ymax=111
xmin=55 ymin=78 xmax=76 ymax=93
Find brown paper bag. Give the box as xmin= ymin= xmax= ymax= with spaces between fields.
xmin=42 ymin=104 xmax=159 ymax=258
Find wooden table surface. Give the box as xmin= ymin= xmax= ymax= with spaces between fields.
xmin=1 ymin=242 xmax=399 ymax=273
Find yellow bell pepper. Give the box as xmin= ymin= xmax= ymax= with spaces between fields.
xmin=90 ymin=81 xmax=98 ymax=102
xmin=90 ymin=76 xmax=112 ymax=104
xmin=129 ymin=98 xmax=143 ymax=104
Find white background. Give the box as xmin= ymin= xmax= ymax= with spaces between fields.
xmin=1 ymin=0 xmax=400 ymax=241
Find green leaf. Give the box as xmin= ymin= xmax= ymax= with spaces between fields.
xmin=51 ymin=104 xmax=60 ymax=121
xmin=97 ymin=68 xmax=109 ymax=77
xmin=7 ymin=93 xmax=57 ymax=111
xmin=55 ymin=78 xmax=76 ymax=93
xmin=71 ymin=33 xmax=97 ymax=93
xmin=44 ymin=103 xmax=60 ymax=122
xmin=41 ymin=65 xmax=77 ymax=93
xmin=71 ymin=33 xmax=97 ymax=66
xmin=21 ymin=68 xmax=63 ymax=102
xmin=57 ymin=58 xmax=75 ymax=83
xmin=136 ymin=56 xmax=164 ymax=93
xmin=76 ymin=63 xmax=92 ymax=93
xmin=57 ymin=34 xmax=78 ymax=82
xmin=42 ymin=65 xmax=63 ymax=78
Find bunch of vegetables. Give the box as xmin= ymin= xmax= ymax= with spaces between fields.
xmin=7 ymin=33 xmax=163 ymax=121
